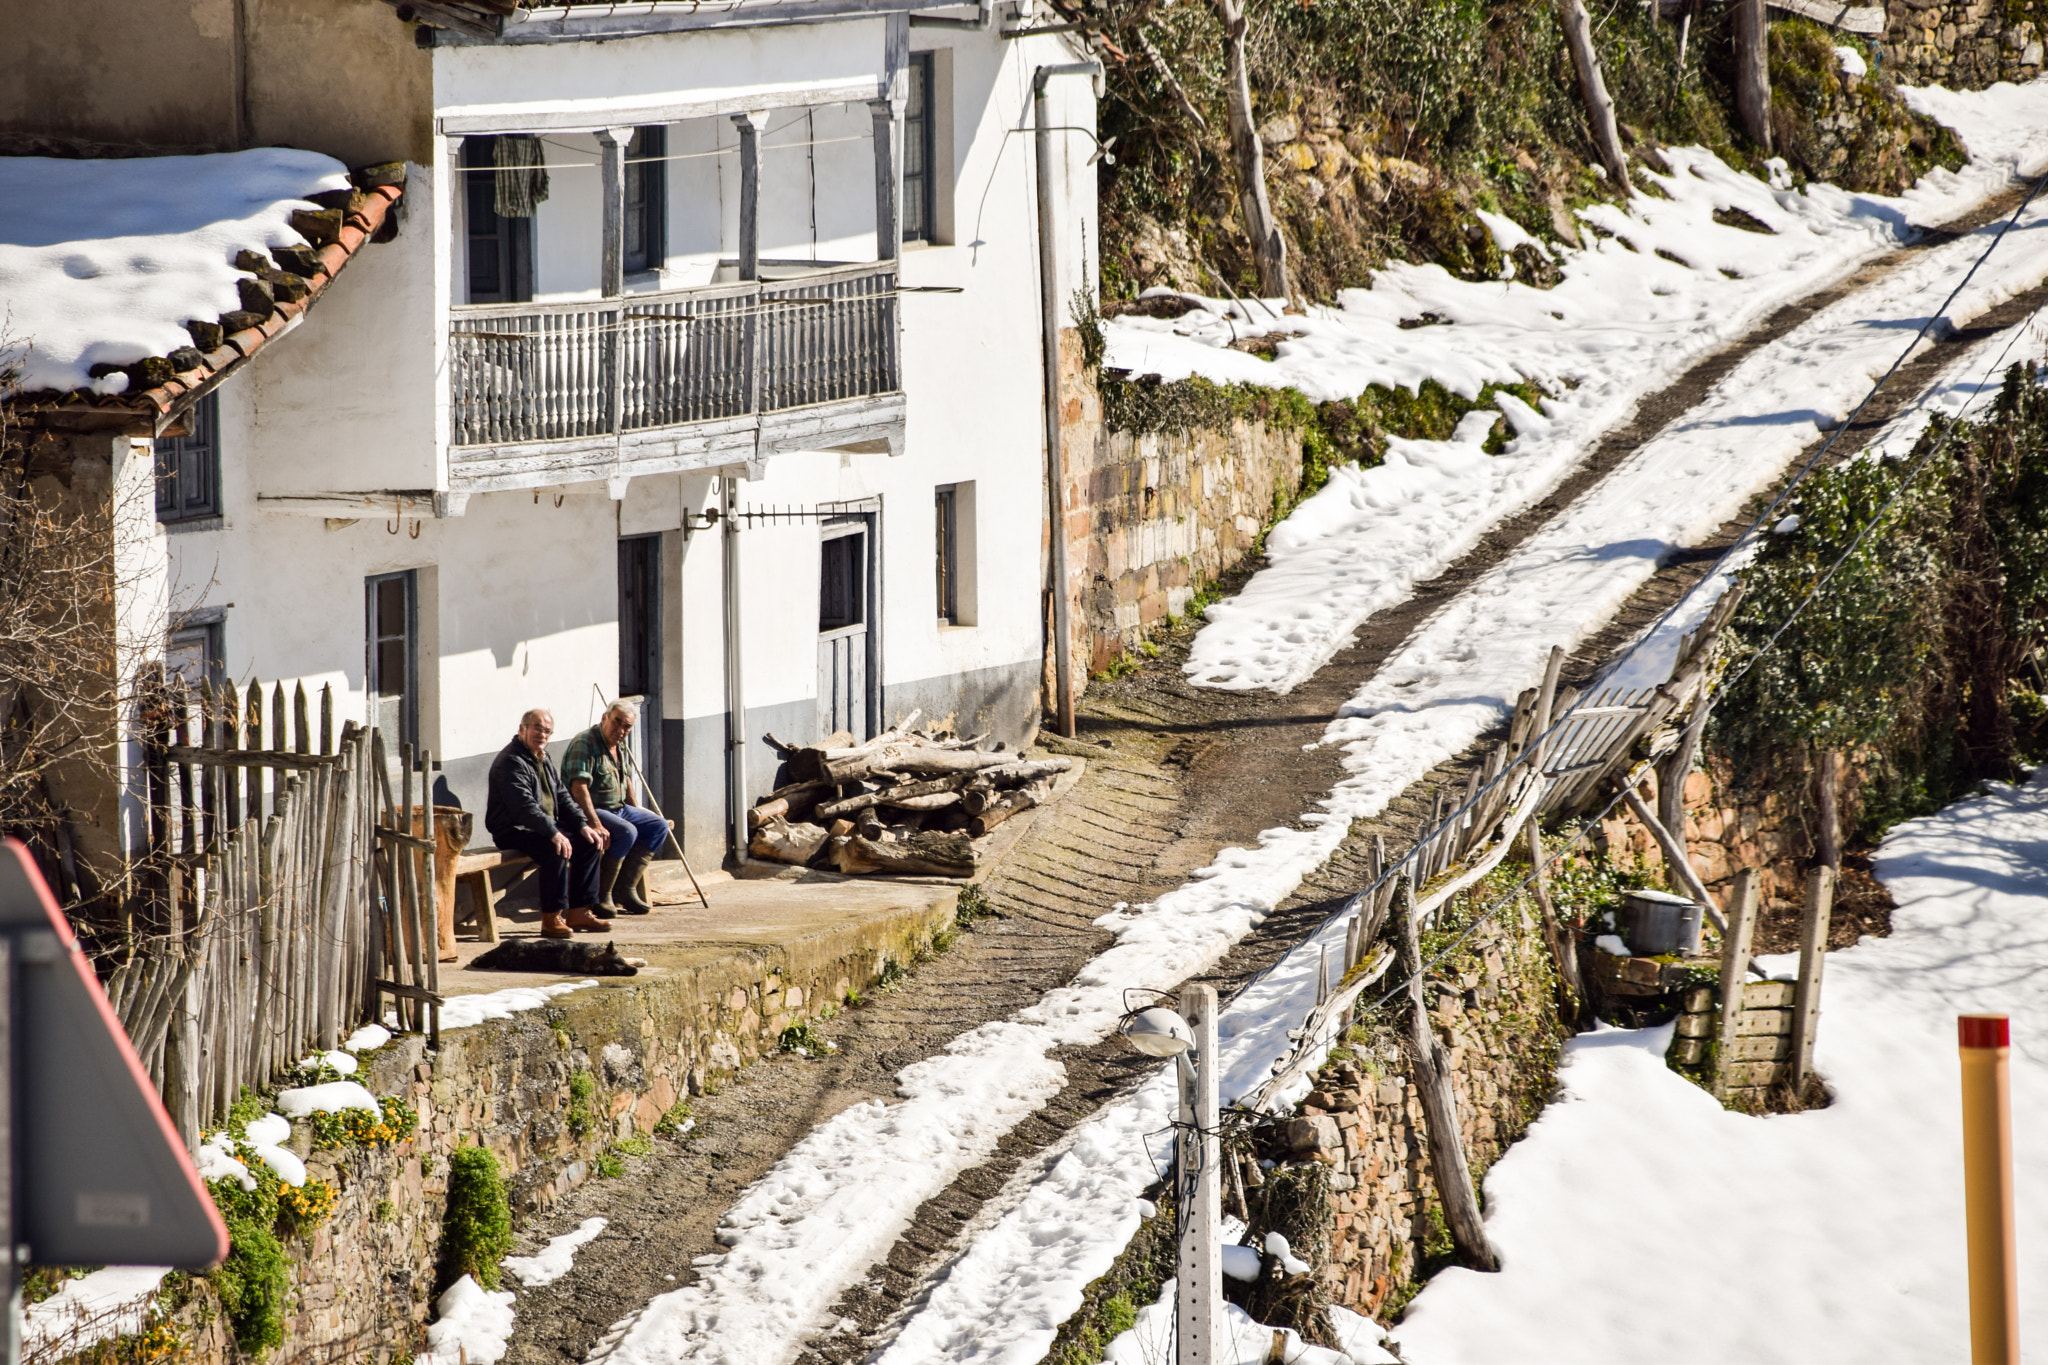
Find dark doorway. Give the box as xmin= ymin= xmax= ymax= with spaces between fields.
xmin=618 ymin=535 xmax=663 ymax=803
xmin=818 ymin=518 xmax=876 ymax=740
xmin=462 ymin=137 xmax=535 ymax=305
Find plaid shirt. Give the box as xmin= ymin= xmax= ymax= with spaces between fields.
xmin=561 ymin=724 xmax=628 ymax=811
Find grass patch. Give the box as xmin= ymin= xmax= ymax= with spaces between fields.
xmin=778 ymin=1019 xmax=837 ymax=1056
xmin=566 ymin=1070 xmax=596 ymax=1138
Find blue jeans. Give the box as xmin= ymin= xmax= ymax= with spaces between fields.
xmin=595 ymin=804 xmax=667 ymax=857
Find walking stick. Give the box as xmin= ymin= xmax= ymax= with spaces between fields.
xmin=593 ymin=686 xmax=710 ymax=909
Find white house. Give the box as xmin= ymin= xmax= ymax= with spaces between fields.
xmin=3 ymin=0 xmax=1101 ymax=868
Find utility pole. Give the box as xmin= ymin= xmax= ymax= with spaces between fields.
xmin=1175 ymin=984 xmax=1222 ymax=1363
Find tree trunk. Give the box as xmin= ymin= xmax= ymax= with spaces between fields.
xmin=1814 ymin=749 xmax=1843 ymax=872
xmin=1211 ymin=0 xmax=1289 ymax=299
xmin=1733 ymin=0 xmax=1772 ymax=152
xmin=1556 ymin=0 xmax=1634 ymax=193
xmin=1400 ymin=882 xmax=1498 ymax=1272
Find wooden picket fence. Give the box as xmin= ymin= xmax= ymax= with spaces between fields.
xmin=108 ymin=675 xmax=441 ymax=1140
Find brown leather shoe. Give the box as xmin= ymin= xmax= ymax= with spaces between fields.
xmin=540 ymin=912 xmax=573 ymax=940
xmin=565 ymin=905 xmax=611 ymax=933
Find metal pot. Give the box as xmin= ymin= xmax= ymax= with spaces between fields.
xmin=1620 ymin=888 xmax=1703 ymax=957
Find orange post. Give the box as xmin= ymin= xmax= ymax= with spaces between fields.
xmin=1959 ymin=1014 xmax=2019 ymax=1365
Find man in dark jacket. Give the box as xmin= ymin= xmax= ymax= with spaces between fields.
xmin=485 ymin=708 xmax=609 ymax=938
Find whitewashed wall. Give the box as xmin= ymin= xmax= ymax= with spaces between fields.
xmin=163 ymin=18 xmax=1097 ymax=863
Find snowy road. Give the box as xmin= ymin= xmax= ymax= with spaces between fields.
xmin=542 ymin=90 xmax=2048 ymax=1365
xmin=878 ymin=133 xmax=2048 ymax=1365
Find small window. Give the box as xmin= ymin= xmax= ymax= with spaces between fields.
xmin=166 ymin=620 xmax=224 ymax=692
xmin=366 ymin=570 xmax=418 ymax=746
xmin=903 ymin=53 xmax=937 ymax=245
xmin=624 ymin=126 xmax=668 ymax=276
xmin=155 ymin=391 xmax=221 ymax=522
xmin=935 ymin=485 xmax=958 ymax=624
xmin=819 ymin=526 xmax=867 ymax=633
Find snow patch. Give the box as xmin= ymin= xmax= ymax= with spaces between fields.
xmin=505 ymin=1218 xmax=609 ymax=1287
xmin=418 ymin=1276 xmax=517 ymax=1365
xmin=0 ymin=149 xmax=349 ymax=395
xmin=22 ymin=1268 xmax=171 ymax=1361
xmin=441 ymin=979 xmax=598 ymax=1030
xmin=274 ymin=1080 xmax=379 ymax=1118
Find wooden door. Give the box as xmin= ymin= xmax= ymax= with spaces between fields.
xmin=817 ymin=520 xmax=870 ymax=740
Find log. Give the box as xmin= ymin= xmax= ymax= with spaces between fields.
xmin=820 ymin=743 xmax=1013 ymax=784
xmin=750 ymin=817 xmax=830 ymax=865
xmin=884 ymin=791 xmax=960 ymax=812
xmin=748 ymin=797 xmax=790 ymax=830
xmin=1619 ymin=781 xmax=1728 ymax=934
xmin=1399 ymin=882 xmax=1498 ymax=1271
xmin=815 ymin=770 xmax=977 ymax=818
xmin=968 ymin=785 xmax=1043 ymax=837
xmin=830 ymin=831 xmax=976 ymax=878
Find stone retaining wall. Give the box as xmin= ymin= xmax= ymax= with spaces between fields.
xmin=1880 ymin=0 xmax=2046 ymax=89
xmin=1050 ymin=330 xmax=1307 ymax=690
xmin=165 ymin=894 xmax=956 ymax=1362
xmin=1593 ymin=761 xmax=1824 ymax=915
xmin=1276 ymin=905 xmax=1563 ymax=1318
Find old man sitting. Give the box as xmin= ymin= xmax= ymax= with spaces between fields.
xmin=562 ymin=700 xmax=666 ymax=916
xmin=484 ymin=708 xmax=609 ymax=938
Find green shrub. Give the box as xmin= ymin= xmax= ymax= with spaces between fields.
xmin=441 ymin=1145 xmax=513 ymax=1291
xmin=654 ymin=1100 xmax=695 ymax=1136
xmin=778 ymin=1020 xmax=837 ymax=1055
xmin=309 ymin=1097 xmax=416 ymax=1149
xmin=211 ymin=1218 xmax=289 ymax=1357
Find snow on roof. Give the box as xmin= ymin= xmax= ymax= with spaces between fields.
xmin=0 ymin=148 xmax=350 ymax=397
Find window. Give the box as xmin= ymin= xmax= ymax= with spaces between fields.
xmin=166 ymin=619 xmax=224 ymax=692
xmin=154 ymin=391 xmax=220 ymax=523
xmin=903 ymin=53 xmax=937 ymax=244
xmin=819 ymin=526 xmax=867 ymax=633
xmin=624 ymin=126 xmax=668 ymax=276
xmin=935 ymin=485 xmax=958 ymax=624
xmin=366 ymin=571 xmax=418 ymax=746
xmin=462 ymin=137 xmax=534 ymax=305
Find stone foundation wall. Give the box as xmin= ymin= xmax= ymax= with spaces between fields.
xmin=165 ymin=895 xmax=955 ymax=1362
xmin=1051 ymin=329 xmax=1307 ymax=689
xmin=1880 ymin=0 xmax=2046 ymax=89
xmin=1277 ymin=906 xmax=1563 ymax=1317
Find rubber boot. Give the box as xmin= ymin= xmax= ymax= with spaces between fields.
xmin=564 ymin=905 xmax=611 ymax=933
xmin=595 ymin=856 xmax=622 ymax=918
xmin=540 ymin=911 xmax=572 ymax=940
xmin=615 ymin=849 xmax=656 ymax=915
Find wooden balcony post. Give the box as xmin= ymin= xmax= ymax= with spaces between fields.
xmin=596 ymin=126 xmax=633 ymax=298
xmin=731 ymin=112 xmax=769 ymax=281
xmin=868 ymin=97 xmax=904 ymax=263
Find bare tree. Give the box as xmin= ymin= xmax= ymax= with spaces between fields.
xmin=1211 ymin=0 xmax=1290 ymax=300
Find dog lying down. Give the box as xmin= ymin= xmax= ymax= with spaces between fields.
xmin=470 ymin=940 xmax=647 ymax=976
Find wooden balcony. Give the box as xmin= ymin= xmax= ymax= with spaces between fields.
xmin=444 ymin=261 xmax=904 ymax=496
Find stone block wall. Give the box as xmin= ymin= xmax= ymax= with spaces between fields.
xmin=1593 ymin=763 xmax=1815 ymax=913
xmin=1050 ymin=329 xmax=1306 ymax=691
xmin=1278 ymin=907 xmax=1563 ymax=1318
xmin=166 ymin=894 xmax=955 ymax=1361
xmin=1880 ymin=0 xmax=2046 ymax=89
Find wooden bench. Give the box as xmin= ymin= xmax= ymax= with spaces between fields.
xmin=444 ymin=819 xmax=675 ymax=943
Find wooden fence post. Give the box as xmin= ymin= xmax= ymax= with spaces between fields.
xmin=1713 ymin=870 xmax=1762 ymax=1101
xmin=1399 ymin=881 xmax=1498 ymax=1272
xmin=1791 ymin=865 xmax=1834 ymax=1092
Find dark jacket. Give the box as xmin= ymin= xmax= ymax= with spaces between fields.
xmin=485 ymin=736 xmax=586 ymax=846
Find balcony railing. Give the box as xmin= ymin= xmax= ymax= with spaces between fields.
xmin=448 ymin=261 xmax=899 ymax=448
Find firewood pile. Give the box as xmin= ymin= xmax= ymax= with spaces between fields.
xmin=747 ymin=710 xmax=1071 ymax=877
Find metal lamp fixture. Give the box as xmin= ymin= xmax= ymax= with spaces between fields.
xmin=1119 ymin=1006 xmax=1195 ymax=1057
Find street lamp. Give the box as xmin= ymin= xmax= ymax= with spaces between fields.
xmin=1120 ymin=987 xmax=1222 ymax=1364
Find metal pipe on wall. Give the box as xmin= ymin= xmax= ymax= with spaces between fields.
xmin=721 ymin=476 xmax=750 ymax=863
xmin=1032 ymin=61 xmax=1101 ymax=740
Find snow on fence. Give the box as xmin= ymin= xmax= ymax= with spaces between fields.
xmin=113 ymin=677 xmax=438 ymax=1141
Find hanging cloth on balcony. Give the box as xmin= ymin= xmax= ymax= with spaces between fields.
xmin=494 ymin=135 xmax=550 ymax=219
